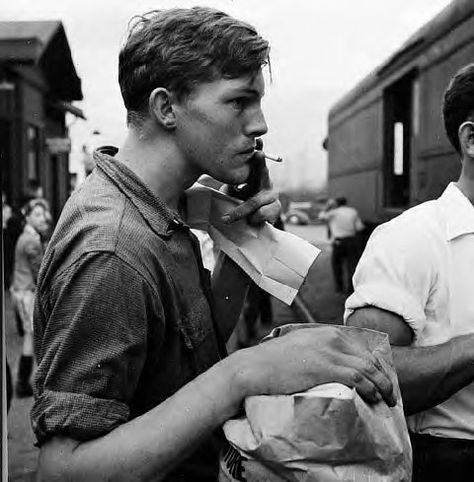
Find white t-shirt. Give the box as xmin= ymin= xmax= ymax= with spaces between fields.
xmin=344 ymin=183 xmax=474 ymax=439
xmin=319 ymin=206 xmax=364 ymax=240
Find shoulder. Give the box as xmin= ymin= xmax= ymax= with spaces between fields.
xmin=42 ymin=177 xmax=167 ymax=289
xmin=371 ymin=200 xmax=441 ymax=248
xmin=40 ymin=179 xmax=127 ymax=281
xmin=16 ymin=229 xmax=41 ymax=250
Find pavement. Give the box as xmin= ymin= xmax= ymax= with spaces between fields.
xmin=5 ymin=223 xmax=346 ymax=480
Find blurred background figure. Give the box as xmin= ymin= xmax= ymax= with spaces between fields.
xmin=319 ymin=197 xmax=364 ymax=294
xmin=10 ymin=199 xmax=48 ymax=397
xmin=3 ymin=191 xmax=14 ymax=410
xmin=3 ymin=190 xmax=12 ymax=227
xmin=3 ymin=191 xmax=23 ymax=290
xmin=26 ymin=180 xmax=52 ymax=237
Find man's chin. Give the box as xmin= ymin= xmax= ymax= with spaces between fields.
xmin=214 ymin=169 xmax=249 ymax=187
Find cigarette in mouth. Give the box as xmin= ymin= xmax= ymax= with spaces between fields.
xmin=254 ymin=138 xmax=283 ymax=162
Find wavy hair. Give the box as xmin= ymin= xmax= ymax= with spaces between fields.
xmin=119 ymin=7 xmax=270 ymax=126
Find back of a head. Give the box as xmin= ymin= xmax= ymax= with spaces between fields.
xmin=119 ymin=7 xmax=270 ymax=126
xmin=336 ymin=197 xmax=347 ymax=207
xmin=443 ymin=63 xmax=474 ymax=154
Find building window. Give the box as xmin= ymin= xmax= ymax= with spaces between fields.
xmin=26 ymin=125 xmax=40 ymax=182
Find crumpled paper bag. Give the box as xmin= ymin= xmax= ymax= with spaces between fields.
xmin=219 ymin=324 xmax=412 ymax=481
xmin=185 ymin=184 xmax=320 ymax=305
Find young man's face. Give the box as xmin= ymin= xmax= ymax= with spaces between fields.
xmin=174 ymin=69 xmax=268 ymax=185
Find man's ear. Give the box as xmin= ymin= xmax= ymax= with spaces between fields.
xmin=459 ymin=121 xmax=474 ymax=158
xmin=149 ymin=88 xmax=176 ymax=130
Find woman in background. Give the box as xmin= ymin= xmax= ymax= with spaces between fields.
xmin=10 ymin=199 xmax=48 ymax=397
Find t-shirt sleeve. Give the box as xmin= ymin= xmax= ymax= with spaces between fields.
xmin=344 ymin=220 xmax=434 ymax=339
xmin=32 ymin=251 xmax=163 ymax=445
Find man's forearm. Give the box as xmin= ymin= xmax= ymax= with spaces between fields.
xmin=212 ymin=253 xmax=251 ymax=341
xmin=37 ymin=354 xmax=245 ymax=482
xmin=347 ymin=307 xmax=474 ymax=415
xmin=393 ymin=334 xmax=474 ymax=415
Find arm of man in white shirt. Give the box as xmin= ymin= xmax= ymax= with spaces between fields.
xmin=345 ymin=219 xmax=474 ymax=415
xmin=346 ymin=307 xmax=474 ymax=415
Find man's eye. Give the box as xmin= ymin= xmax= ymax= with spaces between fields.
xmin=230 ymin=98 xmax=247 ymax=110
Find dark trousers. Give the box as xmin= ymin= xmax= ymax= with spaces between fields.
xmin=411 ymin=432 xmax=474 ymax=482
xmin=331 ymin=236 xmax=359 ymax=293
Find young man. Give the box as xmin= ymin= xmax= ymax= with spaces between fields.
xmin=346 ymin=63 xmax=474 ymax=480
xmin=33 ymin=8 xmax=395 ymax=481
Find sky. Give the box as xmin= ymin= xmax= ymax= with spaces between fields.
xmin=3 ymin=0 xmax=453 ymax=190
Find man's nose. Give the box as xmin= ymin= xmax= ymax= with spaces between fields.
xmin=246 ymin=107 xmax=268 ymax=138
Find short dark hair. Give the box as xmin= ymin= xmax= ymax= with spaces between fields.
xmin=336 ymin=197 xmax=347 ymax=206
xmin=442 ymin=63 xmax=474 ymax=154
xmin=119 ymin=7 xmax=270 ymax=126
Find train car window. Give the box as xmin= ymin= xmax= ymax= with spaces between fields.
xmin=383 ymin=71 xmax=416 ymax=208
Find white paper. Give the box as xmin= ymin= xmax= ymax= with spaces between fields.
xmin=185 ymin=184 xmax=320 ymax=305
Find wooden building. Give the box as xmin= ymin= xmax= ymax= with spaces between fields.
xmin=326 ymin=0 xmax=474 ymax=226
xmin=0 ymin=21 xmax=84 ymax=220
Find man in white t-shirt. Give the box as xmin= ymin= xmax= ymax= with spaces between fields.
xmin=345 ymin=63 xmax=474 ymax=481
xmin=319 ymin=197 xmax=364 ymax=293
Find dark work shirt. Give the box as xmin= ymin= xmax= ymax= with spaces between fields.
xmin=32 ymin=147 xmax=225 ymax=480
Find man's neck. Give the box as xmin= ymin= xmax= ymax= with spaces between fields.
xmin=116 ymin=130 xmax=200 ymax=210
xmin=456 ymin=157 xmax=474 ymax=205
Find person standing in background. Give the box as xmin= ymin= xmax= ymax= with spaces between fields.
xmin=10 ymin=199 xmax=48 ymax=397
xmin=319 ymin=196 xmax=364 ymax=294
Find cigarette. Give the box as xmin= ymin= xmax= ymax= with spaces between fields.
xmin=254 ymin=139 xmax=283 ymax=162
xmin=263 ymin=152 xmax=283 ymax=163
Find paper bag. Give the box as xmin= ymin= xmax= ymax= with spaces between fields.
xmin=219 ymin=324 xmax=412 ymax=481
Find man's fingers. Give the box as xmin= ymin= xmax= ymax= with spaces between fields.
xmin=342 ymin=356 xmax=396 ymax=406
xmin=248 ymin=200 xmax=281 ymax=226
xmin=222 ymin=190 xmax=279 ymax=224
xmin=339 ymin=368 xmax=381 ymax=404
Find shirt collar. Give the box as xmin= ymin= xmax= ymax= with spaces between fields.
xmin=93 ymin=146 xmax=186 ymax=237
xmin=438 ymin=182 xmax=474 ymax=241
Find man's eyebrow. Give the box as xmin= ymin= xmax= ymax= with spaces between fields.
xmin=230 ymin=87 xmax=265 ymax=97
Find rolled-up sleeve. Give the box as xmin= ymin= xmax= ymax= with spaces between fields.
xmin=344 ymin=220 xmax=434 ymax=339
xmin=32 ymin=251 xmax=162 ymax=445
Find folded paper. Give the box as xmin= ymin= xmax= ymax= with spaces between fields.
xmin=185 ymin=184 xmax=320 ymax=305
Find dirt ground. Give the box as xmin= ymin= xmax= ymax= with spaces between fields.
xmin=5 ymin=223 xmax=346 ymax=480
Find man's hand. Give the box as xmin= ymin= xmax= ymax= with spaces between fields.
xmin=232 ymin=325 xmax=397 ymax=407
xmin=222 ymin=151 xmax=281 ymax=226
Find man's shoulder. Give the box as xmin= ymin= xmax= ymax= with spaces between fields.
xmin=369 ymin=200 xmax=444 ymax=258
xmin=44 ymin=175 xmax=169 ymax=286
xmin=46 ymin=177 xmax=146 ymax=271
xmin=335 ymin=206 xmax=358 ymax=216
xmin=381 ymin=200 xmax=440 ymax=233
xmin=56 ymin=177 xmax=127 ymax=250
